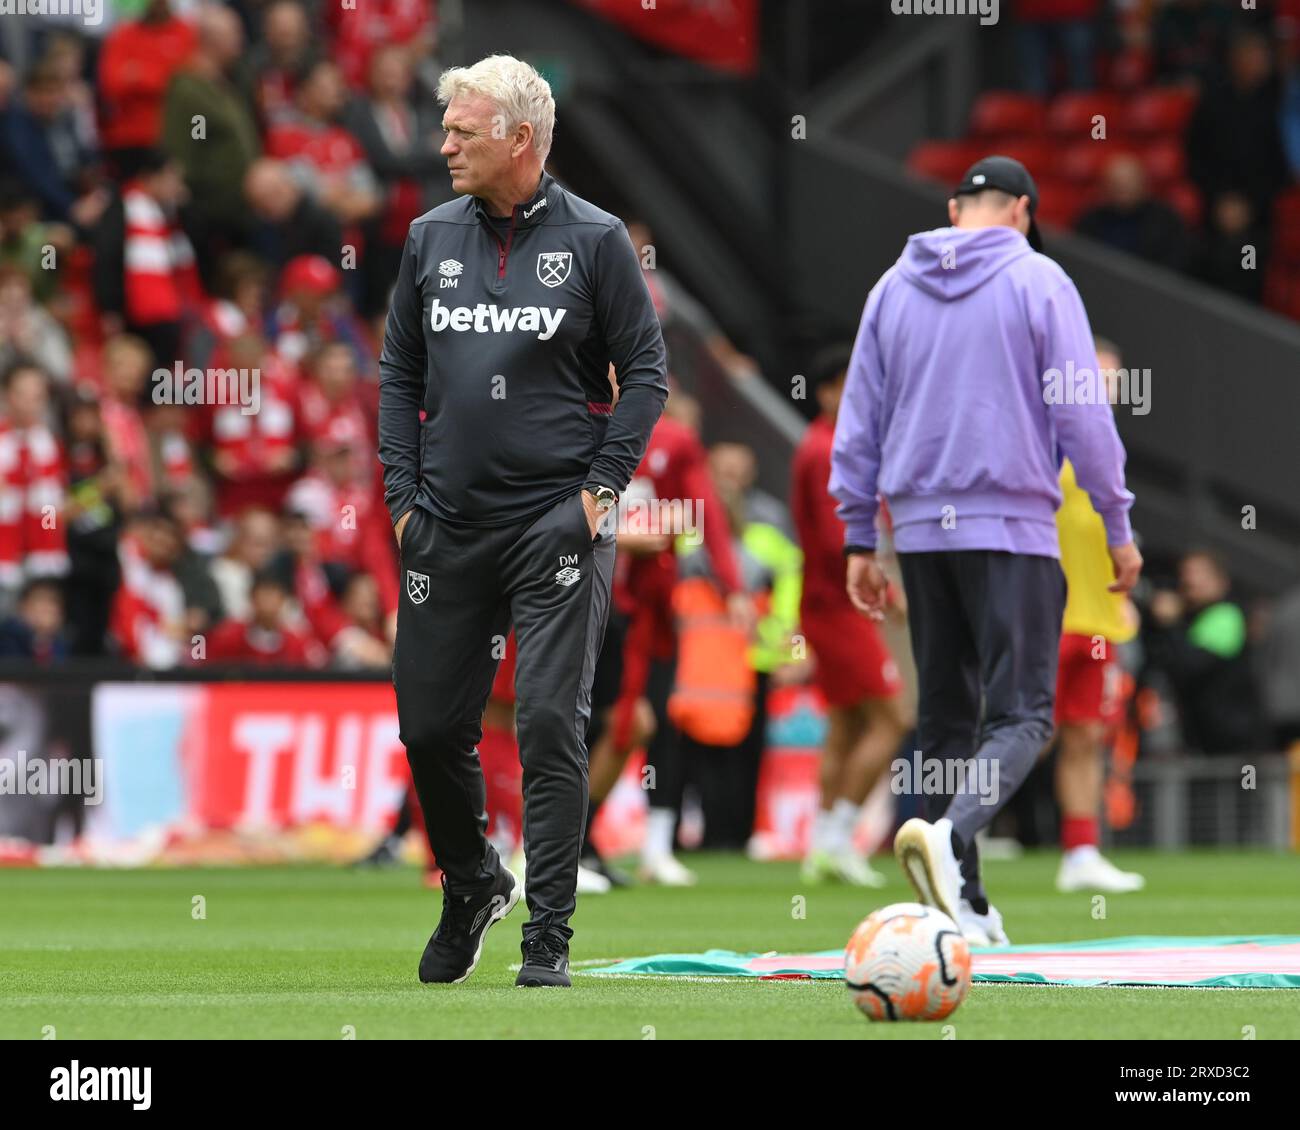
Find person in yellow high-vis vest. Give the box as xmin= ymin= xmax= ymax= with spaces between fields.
xmin=1052 ymin=340 xmax=1144 ymax=894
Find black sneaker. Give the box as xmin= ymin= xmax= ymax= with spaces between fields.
xmin=515 ymin=929 xmax=571 ymax=988
xmin=418 ymin=866 xmax=521 ymax=984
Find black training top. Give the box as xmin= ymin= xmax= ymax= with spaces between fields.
xmin=377 ymin=171 xmax=669 ymax=528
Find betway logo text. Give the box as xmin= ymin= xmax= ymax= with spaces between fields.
xmin=429 ymin=299 xmax=566 ymax=340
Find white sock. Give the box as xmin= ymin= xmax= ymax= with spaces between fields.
xmin=808 ymin=808 xmax=836 ymax=856
xmin=643 ymin=807 xmax=676 ymax=863
xmin=830 ymin=798 xmax=859 ymax=855
xmin=1065 ymin=844 xmax=1100 ymax=865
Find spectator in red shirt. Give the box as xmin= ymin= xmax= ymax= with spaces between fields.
xmin=205 ymin=568 xmax=325 ymax=667
xmin=0 ymin=360 xmax=68 ymax=608
xmin=100 ymin=333 xmax=155 ymax=510
xmin=97 ymin=0 xmax=198 ymax=169
xmin=296 ymin=340 xmax=376 ymax=464
xmin=109 ymin=506 xmax=188 ymax=669
xmin=323 ymin=0 xmax=436 ymax=91
xmin=265 ymin=58 xmax=380 ymax=233
xmin=278 ymin=505 xmax=390 ymax=667
xmin=202 ymin=333 xmax=302 ymax=519
xmin=92 ymin=151 xmax=202 ymax=367
xmin=284 ymin=418 xmax=399 ymax=630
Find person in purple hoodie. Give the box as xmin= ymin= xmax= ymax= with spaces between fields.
xmin=829 ymin=156 xmax=1142 ymax=945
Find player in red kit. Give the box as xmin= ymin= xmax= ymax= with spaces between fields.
xmin=584 ymin=398 xmax=753 ymax=887
xmin=791 ymin=347 xmax=908 ymax=886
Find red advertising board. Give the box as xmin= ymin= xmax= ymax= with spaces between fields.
xmin=186 ymin=683 xmax=409 ymax=833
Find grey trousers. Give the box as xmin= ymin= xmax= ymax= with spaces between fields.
xmin=393 ymin=490 xmax=614 ymax=941
xmin=898 ymin=550 xmax=1066 ymax=901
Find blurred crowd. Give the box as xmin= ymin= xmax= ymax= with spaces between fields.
xmin=0 ymin=0 xmax=450 ymax=669
xmin=1015 ymin=0 xmax=1300 ymax=307
xmin=0 ymin=0 xmax=784 ymax=688
xmin=0 ymin=1 xmax=1292 ymax=762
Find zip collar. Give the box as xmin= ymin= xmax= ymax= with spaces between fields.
xmin=472 ymin=171 xmax=559 ymax=232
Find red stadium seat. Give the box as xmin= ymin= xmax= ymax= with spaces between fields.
xmin=1165 ymin=180 xmax=1203 ymax=230
xmin=969 ymin=91 xmax=1046 ymax=138
xmin=1037 ymin=178 xmax=1095 ymax=228
xmin=1270 ymin=187 xmax=1300 ymax=265
xmin=1046 ymin=93 xmax=1125 ymax=139
xmin=1126 ymin=87 xmax=1198 ymax=137
xmin=906 ymin=140 xmax=984 ymax=185
xmin=1140 ymin=139 xmax=1186 ymax=186
xmin=1060 ymin=141 xmax=1122 ymax=184
xmin=1263 ymin=262 xmax=1300 ymax=321
xmin=986 ymin=139 xmax=1054 ymax=182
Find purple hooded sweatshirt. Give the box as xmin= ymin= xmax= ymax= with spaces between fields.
xmin=829 ymin=225 xmax=1134 ymax=558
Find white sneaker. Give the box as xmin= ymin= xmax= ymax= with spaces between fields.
xmin=831 ymin=852 xmax=888 ymax=888
xmin=1056 ymin=847 xmax=1145 ymax=893
xmin=638 ymin=854 xmax=697 ymax=887
xmin=576 ymin=861 xmax=611 ymax=895
xmin=800 ymin=848 xmax=836 ymax=885
xmin=893 ymin=817 xmax=963 ymax=922
xmin=957 ymin=898 xmax=1009 ymax=947
xmin=510 ymin=848 xmax=610 ymax=894
xmin=800 ymin=849 xmax=887 ymax=887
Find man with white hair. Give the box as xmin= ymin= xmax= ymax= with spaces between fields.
xmin=378 ymin=55 xmax=667 ymax=988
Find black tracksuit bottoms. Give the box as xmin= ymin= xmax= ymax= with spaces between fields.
xmin=898 ymin=550 xmax=1066 ymax=902
xmin=393 ymin=490 xmax=614 ymax=942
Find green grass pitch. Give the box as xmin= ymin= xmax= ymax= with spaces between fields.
xmin=2 ymin=850 xmax=1297 ymax=1039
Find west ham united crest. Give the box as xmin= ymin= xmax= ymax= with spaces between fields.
xmin=406 ymin=570 xmax=430 ymax=605
xmin=536 ymin=251 xmax=572 ymax=288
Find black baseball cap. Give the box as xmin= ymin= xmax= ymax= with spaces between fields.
xmin=954 ymin=155 xmax=1043 ymax=252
